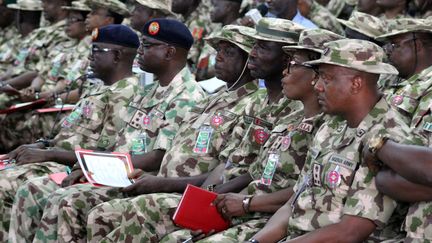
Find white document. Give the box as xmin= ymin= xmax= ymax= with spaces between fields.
xmin=75 ymin=150 xmax=134 ymax=187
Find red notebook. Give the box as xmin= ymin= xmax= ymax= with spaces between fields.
xmin=172 ymin=184 xmax=230 ymax=234
xmin=0 ymin=99 xmax=47 ymax=114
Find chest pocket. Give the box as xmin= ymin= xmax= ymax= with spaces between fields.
xmin=75 ymin=97 xmax=107 ymax=141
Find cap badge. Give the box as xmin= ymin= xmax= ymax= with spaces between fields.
xmin=148 ymin=22 xmax=160 ymax=36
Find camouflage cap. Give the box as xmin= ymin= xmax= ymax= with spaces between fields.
xmin=282 ymin=29 xmax=345 ymax=54
xmin=239 ymin=17 xmax=304 ymax=44
xmin=338 ymin=11 xmax=388 ymax=38
xmin=62 ymin=0 xmax=91 ymax=12
xmin=205 ymin=25 xmax=255 ymax=54
xmin=377 ymin=18 xmax=432 ymax=40
xmin=135 ymin=0 xmax=176 ymax=17
xmin=85 ymin=0 xmax=130 ymax=17
xmin=305 ymin=39 xmax=399 ymax=75
xmin=7 ymin=0 xmax=42 ymax=11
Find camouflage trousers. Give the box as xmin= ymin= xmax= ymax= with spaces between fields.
xmin=0 ymin=162 xmax=66 ymax=242
xmin=160 ymin=218 xmax=268 ymax=243
xmin=404 ymin=201 xmax=432 ymax=243
xmin=87 ymin=193 xmax=270 ymax=243
xmin=88 ymin=193 xmax=183 ymax=242
xmin=8 ymin=176 xmax=124 ymax=243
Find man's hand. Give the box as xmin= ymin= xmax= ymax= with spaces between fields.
xmin=8 ymin=143 xmax=45 ymax=161
xmin=121 ymin=174 xmax=164 ymax=196
xmin=20 ymin=87 xmax=38 ymax=102
xmin=190 ymin=229 xmax=216 ymax=241
xmin=15 ymin=148 xmax=50 ymax=165
xmin=213 ymin=193 xmax=246 ymax=220
xmin=0 ymin=84 xmax=20 ymax=96
xmin=61 ymin=170 xmax=87 ymax=187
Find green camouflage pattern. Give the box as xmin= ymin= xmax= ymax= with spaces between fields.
xmin=62 ymin=0 xmax=91 ymax=11
xmin=157 ymin=80 xmax=263 ymax=178
xmin=219 ymin=97 xmax=302 ymax=180
xmin=205 ymin=25 xmax=256 ymax=54
xmin=184 ymin=0 xmax=219 ymax=66
xmin=288 ymin=98 xmax=414 ymax=241
xmin=306 ymin=39 xmax=399 ymax=75
xmin=6 ymin=70 xmax=203 ymax=243
xmin=53 ymin=75 xmax=140 ymax=150
xmin=0 ymin=26 xmax=18 ymax=47
xmin=85 ymin=0 xmax=130 ymax=17
xmin=377 ymin=18 xmax=432 ymax=40
xmin=8 ymin=19 xmax=70 ymax=77
xmin=326 ymin=0 xmax=345 ymax=17
xmin=0 ymin=76 xmax=140 ymax=241
xmin=398 ymin=70 xmax=432 ymax=242
xmin=282 ymin=28 xmax=345 ymax=54
xmin=0 ymin=162 xmax=66 ymax=242
xmin=303 ymin=0 xmax=345 ymax=35
xmin=9 ymin=177 xmax=124 ymax=243
xmin=6 ymin=0 xmax=43 ymax=11
xmin=135 ymin=0 xmax=175 ymax=16
xmin=388 ymin=65 xmax=432 ymax=123
xmin=113 ymin=67 xmax=207 ymax=154
xmin=338 ymin=11 xmax=388 ymax=38
xmin=240 ymin=17 xmax=305 ymax=44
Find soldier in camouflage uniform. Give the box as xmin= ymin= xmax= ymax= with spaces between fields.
xmin=172 ymin=0 xmax=219 ymax=72
xmin=82 ymin=24 xmax=266 ymax=242
xmin=84 ymin=19 xmax=306 ymax=243
xmin=0 ymin=0 xmax=92 ymax=151
xmin=129 ymin=0 xmax=175 ymax=33
xmin=247 ymin=39 xmax=415 ymax=242
xmin=160 ymin=28 xmax=344 ymax=243
xmin=366 ymin=18 xmax=432 ymax=243
xmin=0 ymin=0 xmax=42 ymax=78
xmin=336 ymin=11 xmax=404 ymax=95
xmin=0 ymin=24 xmax=141 ymax=243
xmin=8 ymin=19 xmax=207 ymax=243
xmin=377 ymin=18 xmax=432 ymax=123
xmin=298 ymin=0 xmax=345 ymax=35
xmin=0 ymin=0 xmax=70 ymax=88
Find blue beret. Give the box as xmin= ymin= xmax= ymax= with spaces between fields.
xmin=92 ymin=24 xmax=140 ymax=49
xmin=142 ymin=18 xmax=194 ymax=50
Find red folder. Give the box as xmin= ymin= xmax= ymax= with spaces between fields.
xmin=172 ymin=184 xmax=230 ymax=234
xmin=0 ymin=99 xmax=47 ymax=114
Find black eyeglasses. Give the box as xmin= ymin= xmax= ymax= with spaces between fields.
xmin=383 ymin=34 xmax=417 ymax=54
xmin=287 ymin=60 xmax=318 ymax=75
xmin=91 ymin=45 xmax=119 ymax=56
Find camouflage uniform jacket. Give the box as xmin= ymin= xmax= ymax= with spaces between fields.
xmin=400 ymin=80 xmax=432 ymax=241
xmin=389 ymin=65 xmax=432 ymax=123
xmin=183 ymin=0 xmax=220 ymax=67
xmin=112 ymin=67 xmax=207 ymax=154
xmin=0 ymin=32 xmax=24 ymax=72
xmin=10 ymin=19 xmax=69 ymax=77
xmin=220 ymin=96 xmax=303 ymax=181
xmin=156 ymin=80 xmax=262 ymax=178
xmin=53 ymin=35 xmax=92 ymax=88
xmin=52 ymin=75 xmax=141 ymax=151
xmin=246 ymin=111 xmax=326 ymax=195
xmin=0 ymin=25 xmax=18 ymax=47
xmin=379 ymin=74 xmax=406 ymax=96
xmin=288 ymin=97 xmax=412 ymax=241
xmin=308 ymin=0 xmax=345 ymax=35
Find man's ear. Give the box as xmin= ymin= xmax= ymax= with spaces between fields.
xmin=112 ymin=50 xmax=122 ymax=63
xmin=350 ymin=75 xmax=363 ymax=94
xmin=165 ymin=46 xmax=177 ymax=60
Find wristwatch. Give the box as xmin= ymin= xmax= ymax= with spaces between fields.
xmin=367 ymin=135 xmax=390 ymax=157
xmin=242 ymin=196 xmax=253 ymax=213
xmin=248 ymin=239 xmax=260 ymax=243
xmin=35 ymin=92 xmax=41 ymax=100
xmin=35 ymin=138 xmax=50 ymax=148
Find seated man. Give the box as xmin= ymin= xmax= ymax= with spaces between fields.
xmin=248 ymin=39 xmax=415 ymax=242
xmin=160 ymin=28 xmax=344 ymax=243
xmin=0 ymin=24 xmax=142 ymax=242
